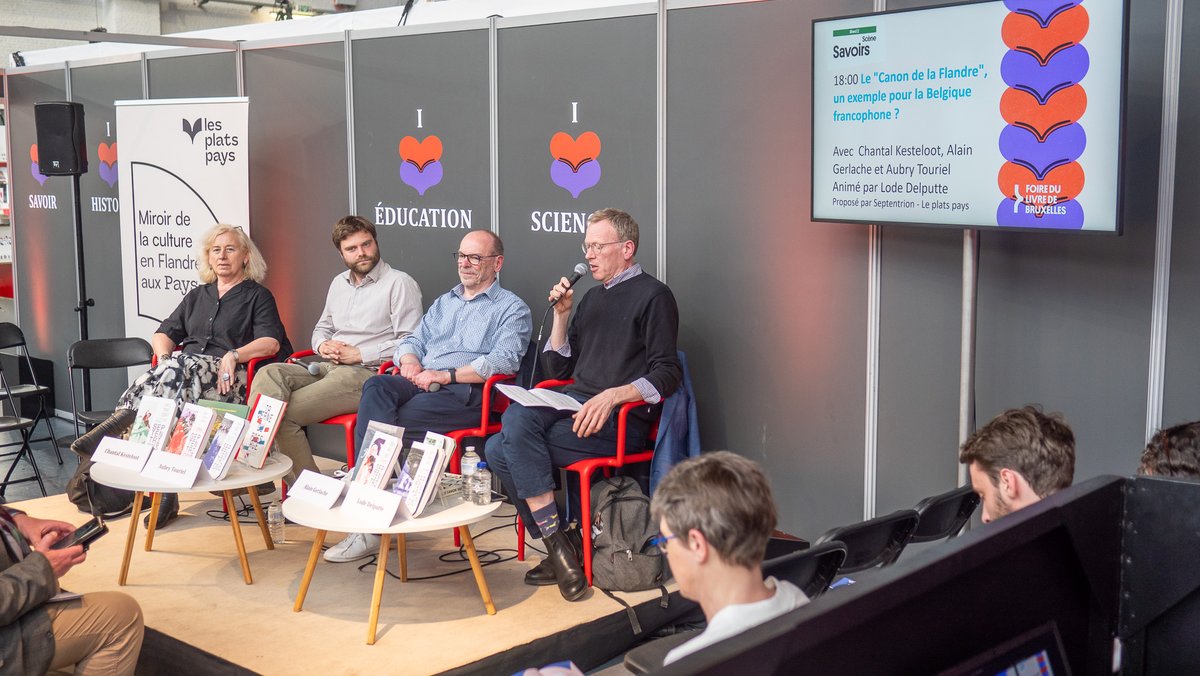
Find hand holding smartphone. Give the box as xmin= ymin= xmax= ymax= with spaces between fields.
xmin=51 ymin=517 xmax=108 ymax=551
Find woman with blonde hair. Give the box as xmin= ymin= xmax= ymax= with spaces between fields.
xmin=70 ymin=224 xmax=291 ymax=525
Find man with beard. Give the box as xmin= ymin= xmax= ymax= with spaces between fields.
xmin=959 ymin=405 xmax=1076 ymax=523
xmin=248 ymin=215 xmax=423 ymax=485
xmin=324 ymin=229 xmax=531 ymax=562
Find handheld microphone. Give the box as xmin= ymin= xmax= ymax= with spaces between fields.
xmin=307 ymin=361 xmax=322 ymax=376
xmin=550 ymin=263 xmax=589 ymax=306
xmin=428 ymin=382 xmax=441 ymax=392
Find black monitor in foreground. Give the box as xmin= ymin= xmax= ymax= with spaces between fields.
xmin=660 ymin=475 xmax=1125 ymax=675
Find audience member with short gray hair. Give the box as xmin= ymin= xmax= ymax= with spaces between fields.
xmin=649 ymin=451 xmax=809 ymax=666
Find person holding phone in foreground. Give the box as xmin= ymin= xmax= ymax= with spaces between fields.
xmin=1 ymin=505 xmax=144 ymax=675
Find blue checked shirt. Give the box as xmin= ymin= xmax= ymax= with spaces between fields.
xmin=394 ymin=280 xmax=532 ymax=378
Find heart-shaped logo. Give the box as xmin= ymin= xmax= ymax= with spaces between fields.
xmin=398 ymin=135 xmax=443 ymax=171
xmin=550 ymin=131 xmax=601 ymax=172
xmin=400 ymin=160 xmax=443 ymax=196
xmin=1004 ymin=0 xmax=1082 ymax=28
xmin=1001 ymin=44 xmax=1090 ymax=103
xmin=996 ymin=197 xmax=1084 ymax=229
xmin=998 ymin=123 xmax=1087 ymax=178
xmin=99 ymin=162 xmax=119 ymax=188
xmin=997 ymin=161 xmax=1085 ymax=203
xmin=999 ymin=86 xmax=1087 ymax=141
xmin=97 ymin=142 xmax=118 ymax=168
xmin=29 ymin=145 xmax=47 ymax=186
xmin=1002 ymin=5 xmax=1089 ymax=65
xmin=550 ymin=158 xmax=602 ymax=199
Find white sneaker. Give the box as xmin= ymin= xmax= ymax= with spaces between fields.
xmin=323 ymin=532 xmax=381 ymax=563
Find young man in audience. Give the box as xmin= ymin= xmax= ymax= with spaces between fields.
xmin=1 ymin=505 xmax=144 ymax=675
xmin=249 ymin=215 xmax=423 ymax=486
xmin=324 ymin=229 xmax=531 ymax=562
xmin=650 ymin=451 xmax=809 ymax=666
xmin=486 ymin=208 xmax=682 ymax=601
xmin=958 ymin=405 xmax=1076 ymax=523
xmin=1137 ymin=420 xmax=1200 ymax=479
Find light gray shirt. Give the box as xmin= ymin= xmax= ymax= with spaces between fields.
xmin=312 ymin=259 xmax=423 ymax=364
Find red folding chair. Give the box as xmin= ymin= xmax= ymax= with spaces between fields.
xmin=515 ymin=378 xmax=660 ymax=586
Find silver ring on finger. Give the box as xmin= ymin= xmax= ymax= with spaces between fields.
xmin=221 ymin=373 xmax=231 ymax=381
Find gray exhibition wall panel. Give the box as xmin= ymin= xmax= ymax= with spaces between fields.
xmin=975 ymin=0 xmax=1164 ymax=480
xmin=147 ymin=53 xmax=238 ymax=99
xmin=666 ymin=0 xmax=869 ymax=539
xmin=1162 ymin=0 xmax=1200 ymax=428
xmin=876 ymin=225 xmax=963 ymax=513
xmin=497 ymin=14 xmax=657 ymax=312
xmin=68 ymin=61 xmax=145 ymax=406
xmin=352 ymin=30 xmax=490 ymax=302
xmin=7 ymin=70 xmax=81 ymax=410
xmin=243 ymin=43 xmax=349 ymax=351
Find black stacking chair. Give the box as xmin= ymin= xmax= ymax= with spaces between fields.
xmin=0 ymin=323 xmax=60 ymax=496
xmin=67 ymin=338 xmax=154 ymax=438
xmin=813 ymin=508 xmax=920 ymax=574
xmin=909 ymin=484 xmax=979 ymax=541
xmin=622 ymin=541 xmax=849 ymax=674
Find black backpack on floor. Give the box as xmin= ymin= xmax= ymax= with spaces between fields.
xmin=591 ymin=476 xmax=669 ymax=633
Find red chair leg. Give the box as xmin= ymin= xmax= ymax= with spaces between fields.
xmin=342 ymin=421 xmax=356 ymax=469
xmin=517 ymin=516 xmax=525 ymax=561
xmin=577 ymin=466 xmax=597 ymax=586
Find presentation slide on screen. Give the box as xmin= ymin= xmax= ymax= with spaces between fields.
xmin=812 ymin=0 xmax=1125 ymax=232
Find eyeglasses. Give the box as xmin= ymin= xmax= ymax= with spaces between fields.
xmin=649 ymin=533 xmax=677 ymax=554
xmin=581 ymin=240 xmax=627 ymax=255
xmin=452 ymin=252 xmax=500 ymax=266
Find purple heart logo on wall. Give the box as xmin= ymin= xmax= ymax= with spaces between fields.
xmin=30 ymin=161 xmax=48 ymax=186
xmin=550 ymin=159 xmax=602 ymax=199
xmin=98 ymin=163 xmax=119 ymax=188
xmin=400 ymin=160 xmax=443 ymax=196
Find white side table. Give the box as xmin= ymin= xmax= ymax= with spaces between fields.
xmin=91 ymin=456 xmax=292 ymax=585
xmin=283 ymin=496 xmax=501 ymax=644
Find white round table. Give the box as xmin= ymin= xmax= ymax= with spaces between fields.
xmin=283 ymin=495 xmax=501 ymax=644
xmin=91 ymin=456 xmax=292 ymax=585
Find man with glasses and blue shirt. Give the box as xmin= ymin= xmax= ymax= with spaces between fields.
xmin=324 ymin=229 xmax=531 ymax=563
xmin=486 ymin=208 xmax=682 ymax=601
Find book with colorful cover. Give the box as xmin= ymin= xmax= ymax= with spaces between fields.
xmin=238 ymin=394 xmax=288 ymax=469
xmin=201 ymin=413 xmax=247 ymax=480
xmin=351 ymin=422 xmax=404 ymax=489
xmin=393 ymin=440 xmax=446 ymax=517
xmin=197 ymin=399 xmax=250 ymax=421
xmin=166 ymin=403 xmax=216 ymax=458
xmin=175 ymin=401 xmax=217 ymax=461
xmin=128 ymin=395 xmax=178 ymax=453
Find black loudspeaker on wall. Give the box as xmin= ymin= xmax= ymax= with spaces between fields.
xmin=34 ymin=101 xmax=88 ymax=176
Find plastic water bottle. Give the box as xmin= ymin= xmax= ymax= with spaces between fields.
xmin=471 ymin=461 xmax=492 ymax=505
xmin=461 ymin=446 xmax=481 ymax=481
xmin=267 ymin=502 xmax=285 ymax=544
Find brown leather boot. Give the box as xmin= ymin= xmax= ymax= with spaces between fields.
xmin=70 ymin=409 xmax=136 ymax=459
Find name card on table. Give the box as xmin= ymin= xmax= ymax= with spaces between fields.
xmin=342 ymin=483 xmax=402 ymax=530
xmin=93 ymin=437 xmax=152 ymax=472
xmin=140 ymin=451 xmax=202 ymax=487
xmin=288 ymin=470 xmax=344 ymax=510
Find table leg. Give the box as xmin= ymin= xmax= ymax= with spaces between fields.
xmin=459 ymin=525 xmax=496 ymax=615
xmin=144 ymin=492 xmax=161 ymax=552
xmin=294 ymin=529 xmax=327 ymax=613
xmin=367 ymin=533 xmax=391 ymax=645
xmin=224 ymin=490 xmax=253 ymax=584
xmin=398 ymin=533 xmax=407 ymax=582
xmin=118 ymin=491 xmax=144 ymax=586
xmin=246 ymin=485 xmax=273 ymax=550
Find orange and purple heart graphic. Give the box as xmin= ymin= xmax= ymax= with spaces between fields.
xmin=1001 ymin=5 xmax=1089 ymax=65
xmin=550 ymin=131 xmax=601 ymax=199
xmin=97 ymin=142 xmax=118 ymax=188
xmin=1000 ymin=87 xmax=1087 ymax=141
xmin=398 ymin=135 xmax=443 ymax=196
xmin=29 ymin=145 xmax=48 ymax=186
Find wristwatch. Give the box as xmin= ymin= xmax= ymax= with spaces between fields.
xmin=445 ymin=368 xmax=457 ymax=384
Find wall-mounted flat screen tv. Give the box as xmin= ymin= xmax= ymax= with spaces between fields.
xmin=812 ymin=0 xmax=1128 ymax=234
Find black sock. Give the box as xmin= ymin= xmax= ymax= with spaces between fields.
xmin=532 ymin=502 xmax=560 ymax=538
